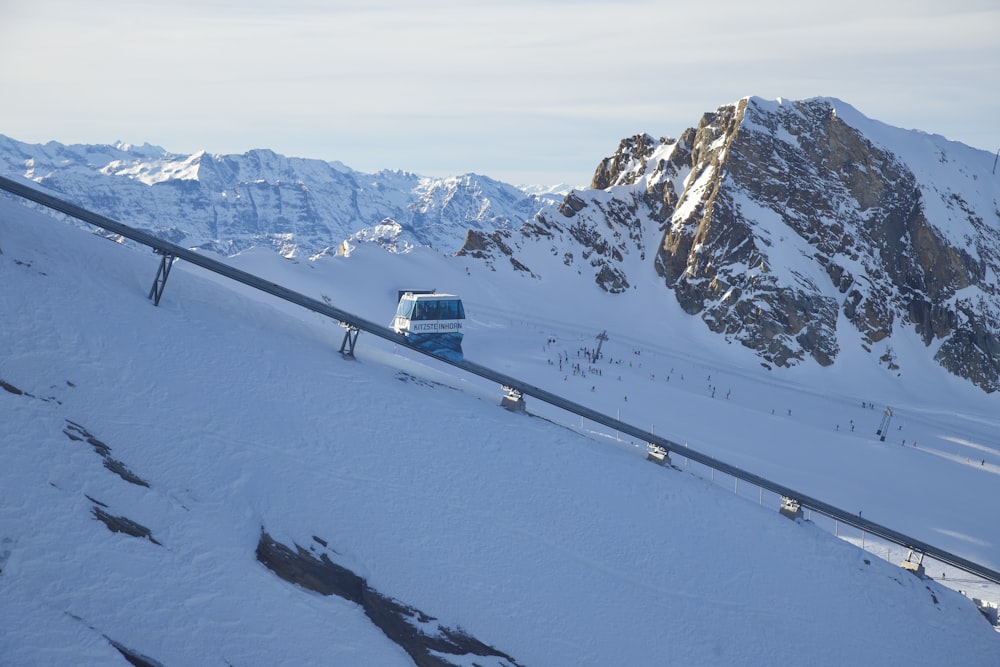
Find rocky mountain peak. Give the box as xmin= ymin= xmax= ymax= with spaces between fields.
xmin=457 ymin=97 xmax=1000 ymax=391
xmin=649 ymin=97 xmax=999 ymax=389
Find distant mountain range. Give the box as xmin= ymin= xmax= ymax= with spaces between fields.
xmin=2 ymin=96 xmax=998 ymax=391
xmin=0 ymin=135 xmax=553 ymax=256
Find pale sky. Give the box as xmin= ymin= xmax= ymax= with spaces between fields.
xmin=1 ymin=0 xmax=997 ymax=186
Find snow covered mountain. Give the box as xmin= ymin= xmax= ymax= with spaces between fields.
xmin=460 ymin=97 xmax=1000 ymax=393
xmin=2 ymin=193 xmax=998 ymax=666
xmin=0 ymin=135 xmax=545 ymax=256
xmin=2 ymin=95 xmax=998 ymax=396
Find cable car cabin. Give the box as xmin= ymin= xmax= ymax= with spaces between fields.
xmin=391 ymin=292 xmax=465 ymax=361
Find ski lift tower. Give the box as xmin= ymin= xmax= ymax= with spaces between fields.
xmin=595 ymin=330 xmax=608 ymax=360
xmin=876 ymin=406 xmax=893 ymax=441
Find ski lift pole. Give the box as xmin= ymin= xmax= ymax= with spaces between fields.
xmin=595 ymin=330 xmax=608 ymax=360
xmin=876 ymin=406 xmax=892 ymax=441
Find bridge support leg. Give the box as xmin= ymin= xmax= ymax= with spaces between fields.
xmin=339 ymin=325 xmax=359 ymax=358
xmin=646 ymin=444 xmax=671 ymax=466
xmin=779 ymin=496 xmax=803 ymax=521
xmin=148 ymin=251 xmax=176 ymax=306
xmin=500 ymin=386 xmax=525 ymax=413
xmin=900 ymin=549 xmax=925 ymax=578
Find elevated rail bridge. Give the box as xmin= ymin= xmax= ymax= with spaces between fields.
xmin=2 ymin=174 xmax=998 ymax=590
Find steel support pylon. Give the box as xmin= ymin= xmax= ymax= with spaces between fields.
xmin=339 ymin=324 xmax=360 ymax=357
xmin=148 ymin=250 xmax=176 ymax=306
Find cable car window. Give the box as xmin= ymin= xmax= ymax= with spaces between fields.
xmin=438 ymin=300 xmax=457 ymax=320
xmin=415 ymin=301 xmax=439 ymax=320
xmin=396 ymin=299 xmax=415 ymax=319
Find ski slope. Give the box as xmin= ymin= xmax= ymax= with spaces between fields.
xmin=1 ymin=197 xmax=998 ymax=665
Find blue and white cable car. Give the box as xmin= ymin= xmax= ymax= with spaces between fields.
xmin=391 ymin=291 xmax=465 ymax=361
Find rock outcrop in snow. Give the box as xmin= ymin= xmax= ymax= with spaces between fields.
xmin=256 ymin=531 xmax=523 ymax=667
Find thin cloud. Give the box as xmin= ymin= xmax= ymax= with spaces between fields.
xmin=0 ymin=0 xmax=996 ymax=185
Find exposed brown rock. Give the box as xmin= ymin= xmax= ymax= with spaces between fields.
xmin=256 ymin=531 xmax=523 ymax=667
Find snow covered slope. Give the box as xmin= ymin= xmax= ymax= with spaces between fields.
xmin=1 ymin=196 xmax=998 ymax=664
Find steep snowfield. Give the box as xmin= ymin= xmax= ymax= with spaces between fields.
xmin=1 ymin=197 xmax=998 ymax=665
